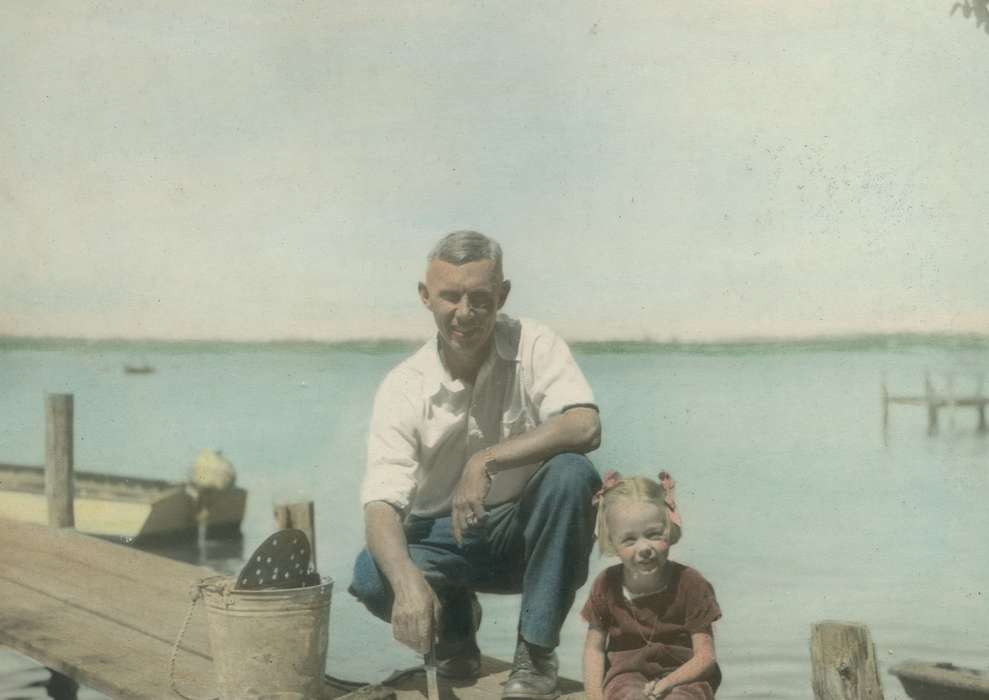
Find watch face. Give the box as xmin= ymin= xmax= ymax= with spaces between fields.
xmin=483 ymin=453 xmax=499 ymax=474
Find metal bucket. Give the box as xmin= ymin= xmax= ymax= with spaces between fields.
xmin=200 ymin=576 xmax=333 ymax=700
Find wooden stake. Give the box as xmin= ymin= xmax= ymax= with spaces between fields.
xmin=924 ymin=374 xmax=938 ymax=436
xmin=274 ymin=500 xmax=317 ymax=571
xmin=811 ymin=621 xmax=884 ymax=700
xmin=880 ymin=379 xmax=889 ymax=445
xmin=45 ymin=394 xmax=75 ymax=528
xmin=978 ymin=374 xmax=987 ymax=433
xmin=946 ymin=372 xmax=956 ymax=431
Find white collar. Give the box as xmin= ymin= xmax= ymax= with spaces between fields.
xmin=416 ymin=314 xmax=523 ymax=398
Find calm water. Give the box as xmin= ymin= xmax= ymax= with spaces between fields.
xmin=1 ymin=337 xmax=987 ymax=700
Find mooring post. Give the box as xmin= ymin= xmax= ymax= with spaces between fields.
xmin=45 ymin=393 xmax=75 ymax=528
xmin=880 ymin=378 xmax=889 ymax=444
xmin=977 ymin=374 xmax=987 ymax=433
xmin=274 ymin=500 xmax=317 ymax=570
xmin=924 ymin=373 xmax=938 ymax=436
xmin=810 ymin=621 xmax=884 ymax=700
xmin=946 ymin=372 xmax=956 ymax=431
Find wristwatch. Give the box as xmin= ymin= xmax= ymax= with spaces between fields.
xmin=482 ymin=449 xmax=501 ymax=477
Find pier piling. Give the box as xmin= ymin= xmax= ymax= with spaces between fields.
xmin=274 ymin=499 xmax=318 ymax=570
xmin=978 ymin=374 xmax=987 ymax=433
xmin=924 ymin=373 xmax=938 ymax=436
xmin=882 ymin=372 xmax=988 ymax=439
xmin=44 ymin=394 xmax=74 ymax=529
xmin=811 ymin=621 xmax=884 ymax=700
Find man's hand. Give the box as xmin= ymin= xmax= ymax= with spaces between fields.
xmin=364 ymin=502 xmax=443 ymax=654
xmin=391 ymin=566 xmax=443 ymax=654
xmin=451 ymin=452 xmax=493 ymax=544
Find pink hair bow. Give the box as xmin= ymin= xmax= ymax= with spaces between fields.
xmin=591 ymin=470 xmax=622 ymax=505
xmin=659 ymin=471 xmax=682 ymax=527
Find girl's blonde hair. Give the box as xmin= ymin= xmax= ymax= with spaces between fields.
xmin=595 ymin=474 xmax=682 ymax=556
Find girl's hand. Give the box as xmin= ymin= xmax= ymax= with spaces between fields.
xmin=644 ymin=679 xmax=669 ymax=700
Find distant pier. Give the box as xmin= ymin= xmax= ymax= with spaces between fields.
xmin=882 ymin=371 xmax=988 ymax=437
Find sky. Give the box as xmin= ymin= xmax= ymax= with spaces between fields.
xmin=2 ymin=1 xmax=987 ymax=342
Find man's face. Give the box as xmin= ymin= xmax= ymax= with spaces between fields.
xmin=418 ymin=258 xmax=510 ymax=361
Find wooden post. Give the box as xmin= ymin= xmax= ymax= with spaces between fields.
xmin=811 ymin=621 xmax=884 ymax=700
xmin=45 ymin=394 xmax=75 ymax=528
xmin=924 ymin=374 xmax=938 ymax=436
xmin=946 ymin=372 xmax=956 ymax=431
xmin=977 ymin=374 xmax=987 ymax=433
xmin=880 ymin=379 xmax=889 ymax=445
xmin=274 ymin=500 xmax=317 ymax=571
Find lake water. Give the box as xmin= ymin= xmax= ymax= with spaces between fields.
xmin=2 ymin=336 xmax=987 ymax=700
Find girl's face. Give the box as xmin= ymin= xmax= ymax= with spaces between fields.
xmin=606 ymin=498 xmax=672 ymax=587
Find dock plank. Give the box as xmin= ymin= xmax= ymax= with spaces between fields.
xmin=0 ymin=519 xmax=217 ymax=699
xmin=1 ymin=535 xmax=213 ymax=657
xmin=0 ymin=573 xmax=215 ymax=700
xmin=380 ymin=657 xmax=586 ymax=700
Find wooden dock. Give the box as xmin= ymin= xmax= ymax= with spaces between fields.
xmin=0 ymin=517 xmax=586 ymax=700
xmin=882 ymin=372 xmax=988 ymax=437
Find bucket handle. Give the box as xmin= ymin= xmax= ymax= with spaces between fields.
xmin=168 ymin=579 xmax=221 ymax=700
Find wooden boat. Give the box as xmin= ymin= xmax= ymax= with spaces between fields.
xmin=891 ymin=660 xmax=989 ymax=700
xmin=123 ymin=364 xmax=155 ymax=374
xmin=0 ymin=462 xmax=246 ymax=542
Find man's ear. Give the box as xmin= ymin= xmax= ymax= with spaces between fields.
xmin=418 ymin=281 xmax=431 ymax=308
xmin=497 ymin=279 xmax=511 ymax=310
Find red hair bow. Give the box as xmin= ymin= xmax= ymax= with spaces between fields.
xmin=659 ymin=471 xmax=682 ymax=527
xmin=591 ymin=470 xmax=622 ymax=505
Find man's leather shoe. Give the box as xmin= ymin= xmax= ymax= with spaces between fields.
xmin=436 ymin=593 xmax=483 ymax=679
xmin=436 ymin=643 xmax=482 ymax=679
xmin=501 ymin=639 xmax=559 ymax=700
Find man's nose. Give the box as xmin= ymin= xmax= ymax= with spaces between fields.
xmin=454 ymin=297 xmax=473 ymax=319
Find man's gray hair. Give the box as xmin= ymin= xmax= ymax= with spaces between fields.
xmin=428 ymin=230 xmax=503 ymax=276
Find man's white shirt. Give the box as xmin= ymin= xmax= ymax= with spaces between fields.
xmin=361 ymin=315 xmax=596 ymax=518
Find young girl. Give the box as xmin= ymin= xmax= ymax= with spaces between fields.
xmin=581 ymin=472 xmax=722 ymax=700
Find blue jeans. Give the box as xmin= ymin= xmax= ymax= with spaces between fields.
xmin=349 ymin=453 xmax=601 ymax=650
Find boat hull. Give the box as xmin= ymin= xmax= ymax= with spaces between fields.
xmin=0 ymin=464 xmax=245 ymax=542
xmin=891 ymin=661 xmax=989 ymax=700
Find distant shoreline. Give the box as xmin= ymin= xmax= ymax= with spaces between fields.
xmin=2 ymin=332 xmax=987 ymax=355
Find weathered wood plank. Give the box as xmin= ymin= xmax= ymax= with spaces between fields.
xmin=811 ymin=621 xmax=884 ymax=700
xmin=0 ymin=575 xmax=216 ymax=700
xmin=0 ymin=522 xmax=215 ymax=653
xmin=380 ymin=656 xmax=585 ymax=700
xmin=0 ymin=519 xmax=217 ymax=699
xmin=0 ymin=519 xmax=214 ymax=596
xmin=1 ymin=546 xmax=213 ymax=658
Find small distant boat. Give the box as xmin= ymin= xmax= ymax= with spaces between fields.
xmin=891 ymin=660 xmax=989 ymax=700
xmin=124 ymin=364 xmax=155 ymax=375
xmin=0 ymin=462 xmax=246 ymax=542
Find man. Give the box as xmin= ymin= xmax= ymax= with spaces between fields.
xmin=350 ymin=230 xmax=602 ymax=700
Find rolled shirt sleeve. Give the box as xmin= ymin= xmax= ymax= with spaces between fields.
xmin=528 ymin=328 xmax=596 ymax=422
xmin=360 ymin=368 xmax=421 ymax=512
